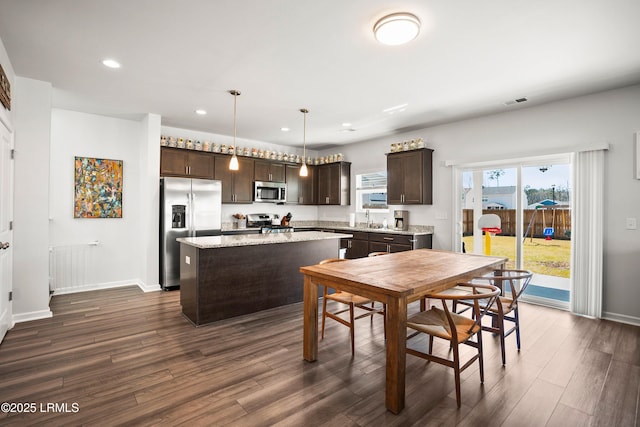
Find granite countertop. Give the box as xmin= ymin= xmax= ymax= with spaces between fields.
xmin=178 ymin=231 xmax=352 ymax=249
xmin=292 ymin=222 xmax=434 ymax=236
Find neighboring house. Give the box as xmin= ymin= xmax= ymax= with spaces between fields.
xmin=463 ymin=186 xmax=524 ymax=210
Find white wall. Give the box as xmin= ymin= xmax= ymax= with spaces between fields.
xmin=12 ymin=77 xmax=52 ymax=321
xmin=49 ymin=109 xmax=155 ymax=291
xmin=319 ymin=84 xmax=640 ymax=323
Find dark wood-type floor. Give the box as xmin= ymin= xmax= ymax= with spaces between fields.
xmin=0 ymin=286 xmax=638 ymax=426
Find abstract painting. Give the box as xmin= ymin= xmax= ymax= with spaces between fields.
xmin=74 ymin=156 xmax=123 ymax=218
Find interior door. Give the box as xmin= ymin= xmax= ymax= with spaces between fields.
xmin=0 ymin=120 xmax=13 ymax=343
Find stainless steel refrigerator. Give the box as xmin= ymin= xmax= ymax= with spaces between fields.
xmin=160 ymin=177 xmax=222 ymax=290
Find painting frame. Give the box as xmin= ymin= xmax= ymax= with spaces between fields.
xmin=74 ymin=156 xmax=123 ymax=218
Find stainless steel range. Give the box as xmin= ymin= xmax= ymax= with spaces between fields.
xmin=246 ymin=213 xmax=294 ymax=234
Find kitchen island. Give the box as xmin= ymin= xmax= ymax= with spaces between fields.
xmin=177 ymin=231 xmax=351 ymax=326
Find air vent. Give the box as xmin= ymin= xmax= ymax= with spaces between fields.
xmin=504 ymin=97 xmax=528 ymax=106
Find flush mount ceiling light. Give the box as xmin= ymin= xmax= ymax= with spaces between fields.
xmin=299 ymin=108 xmax=309 ymax=177
xmin=373 ymin=13 xmax=421 ymax=46
xmin=228 ymin=90 xmax=241 ymax=171
xmin=194 ymin=109 xmax=207 ymax=115
xmin=101 ymin=59 xmax=121 ymax=69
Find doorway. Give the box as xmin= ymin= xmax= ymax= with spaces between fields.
xmin=457 ymin=156 xmax=572 ymax=310
xmin=0 ymin=119 xmax=13 ymax=343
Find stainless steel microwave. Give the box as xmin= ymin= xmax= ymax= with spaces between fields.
xmin=254 ymin=181 xmax=286 ymax=203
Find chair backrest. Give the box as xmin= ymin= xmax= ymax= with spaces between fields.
xmin=319 ymin=258 xmax=346 ymax=265
xmin=319 ymin=258 xmax=346 ymax=295
xmin=368 ymin=252 xmax=388 ymax=257
xmin=429 ymin=283 xmax=501 ymax=342
xmin=488 ymin=270 xmax=532 ymax=309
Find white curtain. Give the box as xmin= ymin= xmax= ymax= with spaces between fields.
xmin=571 ymin=149 xmax=606 ymax=318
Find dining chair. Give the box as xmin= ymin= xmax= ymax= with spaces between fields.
xmin=453 ymin=269 xmax=533 ymax=365
xmin=406 ymin=282 xmax=501 ymax=408
xmin=319 ymin=258 xmax=386 ymax=356
xmin=367 ymin=251 xmax=389 ymax=257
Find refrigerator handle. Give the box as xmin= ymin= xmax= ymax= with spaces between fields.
xmin=187 ymin=192 xmax=194 ymax=237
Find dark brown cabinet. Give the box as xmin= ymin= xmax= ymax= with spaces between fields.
xmin=285 ymin=164 xmax=316 ymax=204
xmin=214 ymin=155 xmax=254 ymax=203
xmin=254 ymin=160 xmax=285 ymax=182
xmin=160 ymin=147 xmax=214 ymax=179
xmin=317 ymin=162 xmax=351 ymax=205
xmin=369 ymin=233 xmax=414 ymax=253
xmin=387 ymin=148 xmax=433 ymax=205
xmin=343 ymin=231 xmax=370 ymax=259
xmin=335 ymin=230 xmax=432 ymax=258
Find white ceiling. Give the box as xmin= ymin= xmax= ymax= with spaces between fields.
xmin=1 ymin=0 xmax=639 ymax=149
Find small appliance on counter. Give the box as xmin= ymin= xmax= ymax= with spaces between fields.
xmin=394 ymin=210 xmax=409 ymax=231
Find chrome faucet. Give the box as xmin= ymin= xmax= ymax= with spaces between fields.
xmin=365 ymin=209 xmax=372 ymax=228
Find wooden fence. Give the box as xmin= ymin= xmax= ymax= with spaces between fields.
xmin=463 ymin=208 xmax=571 ymax=239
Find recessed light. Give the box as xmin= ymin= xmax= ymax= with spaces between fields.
xmin=342 ymin=122 xmax=352 ymax=127
xmin=101 ymin=59 xmax=121 ymax=69
xmin=281 ymin=127 xmax=290 ymax=132
xmin=195 ymin=109 xmax=207 ymax=115
xmin=373 ymin=13 xmax=421 ymax=46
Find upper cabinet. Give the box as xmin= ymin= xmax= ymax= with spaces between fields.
xmin=387 ymin=148 xmax=433 ymax=205
xmin=214 ymin=155 xmax=254 ymax=203
xmin=286 ymin=164 xmax=317 ymax=205
xmin=254 ymin=160 xmax=285 ymax=182
xmin=317 ymin=162 xmax=351 ymax=206
xmin=160 ymin=147 xmax=214 ymax=179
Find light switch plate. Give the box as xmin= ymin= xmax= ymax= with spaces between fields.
xmin=626 ymin=218 xmax=637 ymax=230
xmin=185 ymin=255 xmax=191 ymax=264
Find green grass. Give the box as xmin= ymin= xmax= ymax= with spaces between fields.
xmin=463 ymin=235 xmax=571 ymax=278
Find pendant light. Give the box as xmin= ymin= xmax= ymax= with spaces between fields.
xmin=299 ymin=108 xmax=309 ymax=177
xmin=228 ymin=89 xmax=241 ymax=171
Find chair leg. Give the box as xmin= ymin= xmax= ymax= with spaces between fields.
xmin=349 ymin=303 xmax=355 ymax=356
xmin=452 ymin=344 xmax=462 ymax=408
xmin=477 ymin=331 xmax=485 ymax=383
xmin=428 ymin=335 xmax=434 ymax=355
xmin=514 ymin=307 xmax=521 ymax=350
xmin=499 ymin=314 xmax=506 ymax=366
xmin=383 ymin=304 xmax=387 ymax=340
xmin=321 ymin=290 xmax=328 ymax=339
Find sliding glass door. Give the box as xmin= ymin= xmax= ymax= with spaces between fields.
xmin=456 ymin=156 xmax=572 ymax=309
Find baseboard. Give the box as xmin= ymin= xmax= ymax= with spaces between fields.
xmin=520 ymin=295 xmax=570 ymax=311
xmin=137 ymin=281 xmax=162 ymax=293
xmin=0 ymin=309 xmax=14 ymax=340
xmin=13 ymin=309 xmax=53 ymax=324
xmin=52 ymin=279 xmax=161 ymax=295
xmin=602 ymin=311 xmax=640 ymax=327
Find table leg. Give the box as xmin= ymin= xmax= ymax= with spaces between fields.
xmin=385 ymin=296 xmax=407 ymax=414
xmin=303 ymin=274 xmax=319 ymax=362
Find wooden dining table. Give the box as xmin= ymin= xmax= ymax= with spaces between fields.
xmin=300 ymin=249 xmax=507 ymax=414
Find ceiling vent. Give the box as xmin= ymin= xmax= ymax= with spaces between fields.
xmin=504 ymin=97 xmax=528 ymax=106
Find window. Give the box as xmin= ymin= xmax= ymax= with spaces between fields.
xmin=356 ymin=171 xmax=388 ymax=212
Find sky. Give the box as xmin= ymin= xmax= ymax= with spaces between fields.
xmin=463 ymin=164 xmax=571 ymax=191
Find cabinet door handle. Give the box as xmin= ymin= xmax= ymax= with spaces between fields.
xmin=383 ymin=237 xmax=394 ymax=241
xmin=387 ymin=244 xmax=391 ymax=253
